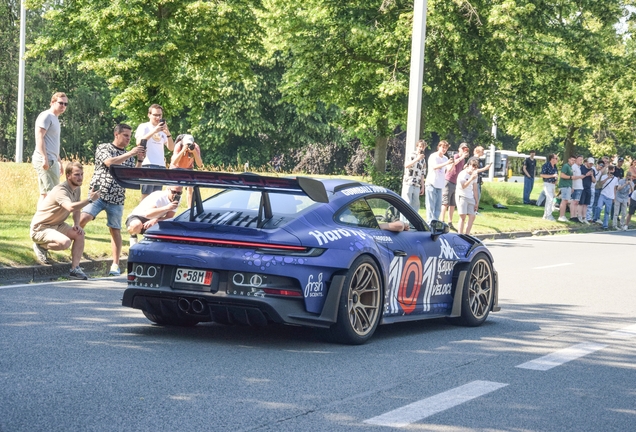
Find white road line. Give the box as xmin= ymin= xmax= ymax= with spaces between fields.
xmin=532 ymin=263 xmax=573 ymax=270
xmin=516 ymin=342 xmax=607 ymax=371
xmin=363 ymin=380 xmax=508 ymax=428
xmin=608 ymin=323 xmax=636 ymax=339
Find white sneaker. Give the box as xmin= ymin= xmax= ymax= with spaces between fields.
xmin=129 ymin=236 xmax=137 ymax=246
xmin=558 ymin=216 xmax=568 ymax=222
xmin=109 ymin=264 xmax=121 ymax=276
xmin=32 ymin=243 xmax=49 ymax=265
xmin=543 ymin=215 xmax=556 ymax=221
xmin=623 ymin=225 xmax=628 ymax=231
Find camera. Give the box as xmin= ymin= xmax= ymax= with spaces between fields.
xmin=140 ymin=139 xmax=147 ymax=149
xmin=188 ymin=143 xmax=195 ymax=151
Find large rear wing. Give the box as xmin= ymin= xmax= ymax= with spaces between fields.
xmin=110 ymin=167 xmax=330 ymax=227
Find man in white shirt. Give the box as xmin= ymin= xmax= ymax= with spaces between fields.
xmin=135 ymin=104 xmax=175 ymax=199
xmin=424 ymin=140 xmax=456 ymax=223
xmin=125 ymin=187 xmax=183 ymax=245
xmin=570 ymin=155 xmax=584 ymax=221
xmin=597 ymin=165 xmax=619 ymax=230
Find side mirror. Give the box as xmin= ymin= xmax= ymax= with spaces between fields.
xmin=429 ymin=220 xmax=449 ymax=240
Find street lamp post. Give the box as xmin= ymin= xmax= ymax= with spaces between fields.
xmin=15 ymin=0 xmax=27 ymax=163
xmin=401 ymin=0 xmax=428 ymax=198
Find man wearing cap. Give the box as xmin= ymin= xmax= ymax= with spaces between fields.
xmin=170 ymin=134 xmax=203 ymax=207
xmin=579 ymin=157 xmax=596 ymax=224
xmin=522 ymin=150 xmax=536 ymax=204
xmin=440 ymin=143 xmax=470 ymax=231
xmin=614 ymin=157 xmax=625 ymax=179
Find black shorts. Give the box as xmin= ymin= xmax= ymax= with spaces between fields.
xmin=580 ymin=189 xmax=592 ymax=206
xmin=629 ymin=200 xmax=636 ymax=216
xmin=442 ymin=181 xmax=457 ymax=206
xmin=125 ymin=215 xmax=151 ymax=234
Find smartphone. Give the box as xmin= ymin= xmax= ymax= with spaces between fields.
xmin=173 ymin=195 xmax=181 ymax=203
xmin=159 ymin=118 xmax=166 ymax=126
xmin=93 ymin=184 xmax=100 ymax=192
xmin=140 ymin=139 xmax=147 ymax=149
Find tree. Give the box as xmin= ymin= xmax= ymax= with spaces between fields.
xmin=0 ymin=0 xmax=19 ymax=158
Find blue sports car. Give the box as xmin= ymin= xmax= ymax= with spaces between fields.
xmin=112 ymin=167 xmax=500 ymax=344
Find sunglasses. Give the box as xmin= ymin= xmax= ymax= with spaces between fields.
xmin=57 ymin=101 xmax=69 ymax=106
xmin=170 ymin=190 xmax=182 ymax=195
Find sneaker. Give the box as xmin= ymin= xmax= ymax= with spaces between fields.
xmin=582 ymin=219 xmax=590 ymax=225
xmin=109 ymin=264 xmax=121 ymax=276
xmin=543 ymin=215 xmax=556 ymax=221
xmin=69 ymin=266 xmax=88 ymax=280
xmin=32 ymin=243 xmax=49 ymax=265
xmin=623 ymin=225 xmax=628 ymax=231
xmin=129 ymin=235 xmax=138 ymax=246
xmin=558 ymin=216 xmax=568 ymax=222
xmin=448 ymin=222 xmax=457 ymax=232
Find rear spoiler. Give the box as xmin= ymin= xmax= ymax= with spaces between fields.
xmin=111 ymin=166 xmax=329 ymax=228
xmin=110 ymin=166 xmax=329 ymax=203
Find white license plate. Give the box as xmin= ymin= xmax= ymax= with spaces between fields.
xmin=175 ymin=268 xmax=212 ymax=285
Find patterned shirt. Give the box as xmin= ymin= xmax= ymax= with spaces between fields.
xmin=88 ymin=143 xmax=136 ymax=205
xmin=541 ymin=162 xmax=558 ymax=184
xmin=403 ymin=151 xmax=426 ymax=187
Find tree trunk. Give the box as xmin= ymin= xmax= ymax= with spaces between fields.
xmin=374 ymin=135 xmax=389 ymax=173
xmin=563 ymin=125 xmax=578 ymax=159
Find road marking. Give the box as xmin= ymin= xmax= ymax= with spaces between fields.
xmin=363 ymin=380 xmax=508 ymax=428
xmin=532 ymin=263 xmax=573 ymax=269
xmin=608 ymin=323 xmax=636 ymax=339
xmin=516 ymin=342 xmax=607 ymax=371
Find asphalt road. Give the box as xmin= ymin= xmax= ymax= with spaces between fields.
xmin=1 ymin=231 xmax=635 ymax=431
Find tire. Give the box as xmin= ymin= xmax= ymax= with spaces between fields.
xmin=450 ymin=252 xmax=494 ymax=327
xmin=328 ymin=256 xmax=383 ymax=345
xmin=142 ymin=310 xmax=199 ymax=327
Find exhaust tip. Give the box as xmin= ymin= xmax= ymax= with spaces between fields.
xmin=178 ymin=297 xmax=191 ymax=312
xmin=191 ymin=299 xmax=205 ymax=314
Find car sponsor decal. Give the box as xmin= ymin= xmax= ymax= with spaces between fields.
xmin=308 ymin=228 xmax=369 ymax=246
xmin=340 ymin=185 xmax=389 ymax=196
xmin=385 ymin=241 xmax=459 ymax=315
xmin=242 ymin=251 xmax=308 ymax=270
xmin=304 ymin=273 xmax=324 ymax=298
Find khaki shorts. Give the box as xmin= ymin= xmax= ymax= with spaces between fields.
xmin=31 ymin=223 xmax=72 ymax=245
xmin=32 ymin=154 xmax=60 ymax=194
xmin=457 ymin=197 xmax=476 ymax=215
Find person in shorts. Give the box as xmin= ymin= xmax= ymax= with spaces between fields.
xmin=80 ymin=124 xmax=146 ymax=276
xmin=557 ymin=155 xmax=575 ymax=222
xmin=455 ymin=157 xmax=480 ymax=235
xmin=30 ymin=162 xmax=100 ymax=279
xmin=579 ymin=157 xmax=595 ymax=224
xmin=125 ymin=187 xmax=183 ymax=245
xmin=440 ymin=142 xmax=469 ymax=231
xmin=625 ymin=186 xmax=636 ymax=230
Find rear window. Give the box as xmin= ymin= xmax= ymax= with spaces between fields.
xmin=202 ymin=190 xmax=316 ymax=215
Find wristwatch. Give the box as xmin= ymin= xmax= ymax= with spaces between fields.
xmin=88 ymin=198 xmax=93 ymax=204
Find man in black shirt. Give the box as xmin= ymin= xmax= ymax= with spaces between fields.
xmin=614 ymin=157 xmax=625 ymax=179
xmin=522 ymin=150 xmax=537 ymax=204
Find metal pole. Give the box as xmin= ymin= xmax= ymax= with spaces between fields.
xmin=15 ymin=0 xmax=26 ymax=163
xmin=488 ymin=115 xmax=497 ymax=181
xmin=401 ymin=0 xmax=428 ymax=197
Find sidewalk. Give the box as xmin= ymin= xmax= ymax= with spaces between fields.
xmin=0 ymin=225 xmax=600 ymax=286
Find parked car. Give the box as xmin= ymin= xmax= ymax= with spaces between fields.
xmin=112 ymin=167 xmax=500 ymax=344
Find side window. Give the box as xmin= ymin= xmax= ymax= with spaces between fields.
xmin=337 ymin=198 xmax=380 ymax=229
xmin=366 ymin=197 xmax=427 ymax=231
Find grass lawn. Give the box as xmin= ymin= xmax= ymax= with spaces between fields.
xmin=0 ymin=162 xmax=594 ymax=267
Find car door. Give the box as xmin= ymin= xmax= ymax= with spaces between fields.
xmin=365 ymin=196 xmax=457 ymax=318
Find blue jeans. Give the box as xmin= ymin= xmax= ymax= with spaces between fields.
xmin=593 ymin=189 xmax=603 ymax=221
xmin=523 ymin=176 xmax=534 ymax=203
xmin=598 ymin=195 xmax=614 ymax=228
xmin=425 ymin=185 xmax=443 ymax=223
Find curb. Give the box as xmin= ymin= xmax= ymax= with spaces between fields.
xmin=0 ymin=224 xmax=607 ymax=286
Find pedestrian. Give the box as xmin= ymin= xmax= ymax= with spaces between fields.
xmin=401 ymin=139 xmax=427 ymax=213
xmin=169 ymin=134 xmax=204 ymax=208
xmin=79 ymin=124 xmax=146 ymax=276
xmin=624 ymin=185 xmax=636 ymax=230
xmin=522 ymin=150 xmax=536 ymax=204
xmin=440 ymin=142 xmax=470 ymax=230
xmin=557 ymin=155 xmax=576 ymax=222
xmin=455 ymin=157 xmax=480 ymax=235
xmin=628 ymin=159 xmax=636 ymax=179
xmin=424 ymin=141 xmax=455 ymax=223
xmin=569 ymin=155 xmax=585 ymax=221
xmin=540 ymin=154 xmax=559 ymax=221
xmin=30 ymin=162 xmax=100 ymax=279
xmin=125 ymin=187 xmax=183 ymax=245
xmin=579 ymin=157 xmax=595 ymax=224
xmin=614 ymin=157 xmax=625 ymax=179
xmin=597 ymin=165 xmax=619 ymax=230
xmin=614 ymin=172 xmax=633 ymax=230
xmin=32 ymin=92 xmax=68 ymax=203
xmin=592 ymin=159 xmax=608 ymax=223
xmin=472 ymin=146 xmax=492 ymax=204
xmin=135 ymin=104 xmax=175 ymax=199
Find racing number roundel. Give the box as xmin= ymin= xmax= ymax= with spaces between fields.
xmin=398 ymin=256 xmax=422 ymax=314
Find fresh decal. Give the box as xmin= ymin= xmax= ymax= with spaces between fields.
xmin=304 ymin=273 xmax=324 ymax=297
